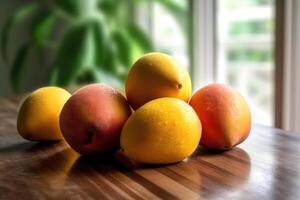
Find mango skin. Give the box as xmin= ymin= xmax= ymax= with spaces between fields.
xmin=125 ymin=52 xmax=192 ymax=110
xmin=121 ymin=98 xmax=201 ymax=164
xmin=17 ymin=87 xmax=71 ymax=141
xmin=60 ymin=84 xmax=132 ymax=155
xmin=189 ymin=84 xmax=251 ymax=149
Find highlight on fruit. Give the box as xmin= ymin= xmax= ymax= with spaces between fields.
xmin=16 ymin=52 xmax=252 ymax=164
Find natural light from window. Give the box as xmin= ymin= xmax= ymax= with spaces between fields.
xmin=217 ymin=0 xmax=275 ymax=126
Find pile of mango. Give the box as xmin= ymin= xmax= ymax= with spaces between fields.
xmin=17 ymin=52 xmax=251 ymax=164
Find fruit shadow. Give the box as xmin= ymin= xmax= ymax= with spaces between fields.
xmin=27 ymin=141 xmax=65 ymax=152
xmin=64 ymin=151 xmax=183 ymax=198
xmin=193 ymin=146 xmax=231 ymax=156
xmin=0 ymin=139 xmax=63 ymax=154
xmin=68 ymin=145 xmax=244 ymax=175
xmin=193 ymin=145 xmax=251 ymax=162
xmin=0 ymin=141 xmax=34 ymax=153
xmin=21 ymin=145 xmax=252 ymax=199
xmin=68 ymin=151 xmax=170 ymax=174
xmin=67 ymin=148 xmax=252 ymax=199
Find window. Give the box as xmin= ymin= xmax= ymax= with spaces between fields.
xmin=139 ymin=0 xmax=276 ymax=127
xmin=137 ymin=1 xmax=189 ymax=70
xmin=152 ymin=2 xmax=189 ymax=68
xmin=217 ymin=0 xmax=275 ymax=125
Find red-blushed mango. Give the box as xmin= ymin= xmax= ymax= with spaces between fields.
xmin=189 ymin=84 xmax=251 ymax=149
xmin=60 ymin=84 xmax=132 ymax=155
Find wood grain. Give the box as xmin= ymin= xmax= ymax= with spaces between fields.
xmin=1 ymin=97 xmax=300 ymax=199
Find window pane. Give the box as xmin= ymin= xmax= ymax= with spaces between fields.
xmin=137 ymin=1 xmax=189 ymax=69
xmin=217 ymin=0 xmax=275 ymax=125
xmin=152 ymin=2 xmax=189 ymax=68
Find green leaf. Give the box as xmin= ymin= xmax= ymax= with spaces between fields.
xmin=101 ymin=40 xmax=118 ymax=73
xmin=91 ymin=67 xmax=122 ymax=88
xmin=127 ymin=23 xmax=153 ymax=52
xmin=10 ymin=43 xmax=31 ymax=93
xmin=48 ymin=67 xmax=59 ymax=86
xmin=98 ymin=0 xmax=118 ymax=17
xmin=1 ymin=3 xmax=38 ymax=62
xmin=50 ymin=22 xmax=96 ymax=86
xmin=54 ymin=0 xmax=97 ymax=18
xmin=31 ymin=11 xmax=57 ymax=47
xmin=75 ymin=68 xmax=96 ymax=84
xmin=153 ymin=0 xmax=187 ymax=33
xmin=91 ymin=19 xmax=109 ymax=68
xmin=54 ymin=0 xmax=82 ymax=17
xmin=112 ymin=31 xmax=132 ymax=68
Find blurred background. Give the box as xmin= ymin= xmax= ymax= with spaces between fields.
xmin=1 ymin=0 xmax=300 ymax=132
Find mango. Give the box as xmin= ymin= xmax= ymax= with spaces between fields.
xmin=121 ymin=98 xmax=201 ymax=164
xmin=60 ymin=84 xmax=132 ymax=155
xmin=17 ymin=87 xmax=71 ymax=141
xmin=189 ymin=84 xmax=251 ymax=149
xmin=125 ymin=52 xmax=191 ymax=109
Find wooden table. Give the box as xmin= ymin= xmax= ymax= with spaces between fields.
xmin=1 ymin=97 xmax=300 ymax=200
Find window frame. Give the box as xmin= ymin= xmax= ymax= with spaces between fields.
xmin=190 ymin=0 xmax=216 ymax=90
xmin=281 ymin=0 xmax=300 ymax=132
xmin=192 ymin=0 xmax=300 ymax=132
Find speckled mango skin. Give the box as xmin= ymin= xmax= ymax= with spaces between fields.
xmin=121 ymin=98 xmax=201 ymax=164
xmin=125 ymin=52 xmax=191 ymax=110
xmin=189 ymin=84 xmax=251 ymax=149
xmin=17 ymin=87 xmax=71 ymax=141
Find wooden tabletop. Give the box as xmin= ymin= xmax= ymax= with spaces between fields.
xmin=1 ymin=97 xmax=300 ymax=200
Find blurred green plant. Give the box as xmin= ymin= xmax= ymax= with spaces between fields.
xmin=1 ymin=0 xmax=187 ymax=92
xmin=230 ymin=20 xmax=274 ymax=36
xmin=227 ymin=48 xmax=272 ymax=62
